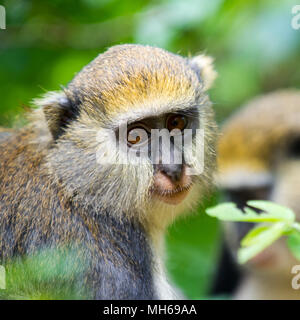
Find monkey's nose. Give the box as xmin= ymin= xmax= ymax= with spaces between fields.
xmin=156 ymin=163 xmax=183 ymax=183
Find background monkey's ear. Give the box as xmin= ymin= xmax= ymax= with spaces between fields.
xmin=189 ymin=55 xmax=217 ymax=91
xmin=33 ymin=91 xmax=78 ymax=140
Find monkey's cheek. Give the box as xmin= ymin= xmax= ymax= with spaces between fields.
xmin=153 ymin=188 xmax=190 ymax=205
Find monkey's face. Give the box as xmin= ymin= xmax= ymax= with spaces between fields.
xmin=40 ymin=45 xmax=217 ymax=223
xmin=218 ymin=90 xmax=300 ymax=277
xmin=120 ymin=109 xmax=200 ymax=206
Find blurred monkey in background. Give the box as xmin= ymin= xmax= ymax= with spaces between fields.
xmin=213 ymin=89 xmax=300 ymax=299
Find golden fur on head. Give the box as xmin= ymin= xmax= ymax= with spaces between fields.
xmin=218 ymin=89 xmax=300 ymax=177
xmin=65 ymin=44 xmax=215 ymax=121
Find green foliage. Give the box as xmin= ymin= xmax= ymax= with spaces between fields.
xmin=287 ymin=232 xmax=300 ymax=261
xmin=0 ymin=247 xmax=89 ymax=300
xmin=238 ymin=222 xmax=287 ymax=264
xmin=207 ymin=201 xmax=295 ymax=223
xmin=207 ymin=201 xmax=300 ymax=264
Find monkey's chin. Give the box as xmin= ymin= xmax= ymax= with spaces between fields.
xmin=153 ymin=188 xmax=190 ymax=205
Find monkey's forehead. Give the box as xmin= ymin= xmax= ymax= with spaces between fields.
xmin=66 ymin=44 xmax=202 ymax=116
xmin=218 ymin=89 xmax=300 ymax=174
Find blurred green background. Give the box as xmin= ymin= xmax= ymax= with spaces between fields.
xmin=0 ymin=0 xmax=299 ymax=299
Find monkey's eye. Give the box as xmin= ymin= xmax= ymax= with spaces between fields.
xmin=127 ymin=126 xmax=149 ymax=147
xmin=166 ymin=115 xmax=188 ymax=131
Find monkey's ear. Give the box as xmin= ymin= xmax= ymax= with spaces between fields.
xmin=189 ymin=55 xmax=217 ymax=91
xmin=33 ymin=91 xmax=77 ymax=140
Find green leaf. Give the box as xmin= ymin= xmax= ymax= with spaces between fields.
xmin=240 ymin=225 xmax=270 ymax=247
xmin=206 ymin=203 xmax=257 ymax=222
xmin=287 ymin=231 xmax=300 ymax=261
xmin=206 ymin=201 xmax=295 ymax=223
xmin=238 ymin=222 xmax=287 ymax=264
xmin=207 ymin=201 xmax=299 ymax=265
xmin=247 ymin=201 xmax=295 ymax=223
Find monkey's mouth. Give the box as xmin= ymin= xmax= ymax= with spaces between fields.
xmin=150 ymin=168 xmax=193 ymax=205
xmin=151 ymin=185 xmax=192 ymax=205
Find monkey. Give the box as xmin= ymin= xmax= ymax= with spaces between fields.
xmin=0 ymin=44 xmax=217 ymax=300
xmin=212 ymin=89 xmax=300 ymax=299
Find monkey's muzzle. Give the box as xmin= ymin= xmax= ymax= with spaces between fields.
xmin=151 ymin=164 xmax=193 ymax=205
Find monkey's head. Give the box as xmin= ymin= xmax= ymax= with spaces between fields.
xmin=33 ymin=44 xmax=217 ymax=229
xmin=218 ymin=89 xmax=300 ymax=277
